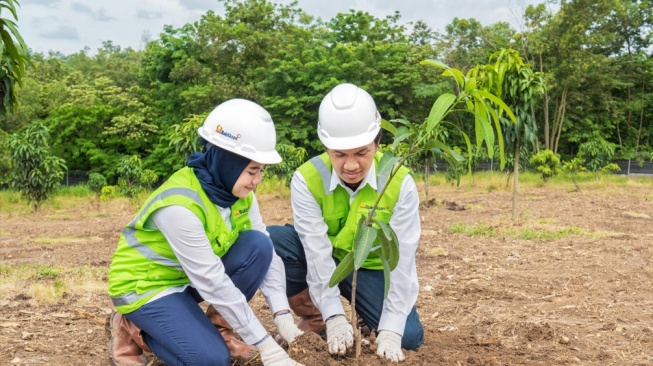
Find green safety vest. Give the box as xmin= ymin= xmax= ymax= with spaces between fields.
xmin=298 ymin=152 xmax=409 ymax=269
xmin=108 ymin=167 xmax=253 ymax=314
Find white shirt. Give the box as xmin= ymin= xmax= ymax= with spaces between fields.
xmin=291 ymin=162 xmax=420 ymax=336
xmin=146 ymin=194 xmax=289 ymax=345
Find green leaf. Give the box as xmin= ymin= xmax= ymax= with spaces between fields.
xmin=377 ymin=151 xmax=399 ymax=177
xmin=476 ymin=90 xmax=516 ymax=122
xmin=374 ymin=220 xmax=399 ymax=270
xmin=423 ymin=138 xmax=464 ymax=162
xmin=329 ymin=251 xmax=355 ymax=287
xmin=353 ymin=219 xmax=377 ymax=270
xmin=379 ymin=253 xmax=392 ymax=298
xmin=380 ymin=118 xmax=397 ymax=136
xmin=425 ymin=93 xmax=456 ymax=133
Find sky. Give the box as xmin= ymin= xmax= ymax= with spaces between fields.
xmin=17 ymin=0 xmax=543 ymax=56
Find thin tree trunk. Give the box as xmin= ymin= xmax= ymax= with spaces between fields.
xmin=635 ymin=106 xmax=644 ymax=154
xmin=512 ymin=140 xmax=519 ymax=220
xmin=553 ymin=88 xmax=567 ymax=154
xmin=543 ymin=98 xmax=550 ymax=150
xmin=539 ymin=52 xmax=551 ymax=151
xmin=424 ymin=158 xmax=430 ymax=205
xmin=351 ymin=270 xmax=361 ymax=359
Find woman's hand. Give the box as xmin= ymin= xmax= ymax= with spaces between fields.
xmin=273 ymin=310 xmax=303 ymax=344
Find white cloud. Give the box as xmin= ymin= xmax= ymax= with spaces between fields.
xmin=17 ymin=0 xmax=544 ymax=55
xmin=40 ymin=25 xmax=79 ymax=40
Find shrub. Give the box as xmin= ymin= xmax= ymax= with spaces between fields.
xmin=87 ymin=173 xmax=107 ymax=194
xmin=529 ymin=149 xmax=560 ymax=181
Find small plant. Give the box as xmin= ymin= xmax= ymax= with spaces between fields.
xmin=100 ymin=185 xmax=118 ymax=201
xmin=529 ymin=149 xmax=561 ymax=181
xmin=116 ymin=155 xmax=159 ymax=197
xmin=562 ymin=157 xmax=587 ymax=192
xmin=6 ymin=122 xmax=67 ymax=212
xmin=578 ymin=139 xmax=618 ymax=180
xmin=87 ymin=173 xmax=108 ymax=194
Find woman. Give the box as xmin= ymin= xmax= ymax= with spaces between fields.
xmin=108 ymin=99 xmax=304 ymax=366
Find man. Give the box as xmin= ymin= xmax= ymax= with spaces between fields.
xmin=268 ymin=83 xmax=424 ymax=362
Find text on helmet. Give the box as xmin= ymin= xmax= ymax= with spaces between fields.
xmin=216 ymin=125 xmax=241 ymax=141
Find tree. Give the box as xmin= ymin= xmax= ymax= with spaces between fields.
xmin=0 ymin=0 xmax=30 ymax=117
xmin=469 ymin=49 xmax=545 ymax=219
xmin=329 ymin=60 xmax=515 ymax=358
xmin=6 ymin=122 xmax=66 ymax=211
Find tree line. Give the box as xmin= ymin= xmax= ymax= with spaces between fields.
xmin=1 ymin=0 xmax=651 ymax=195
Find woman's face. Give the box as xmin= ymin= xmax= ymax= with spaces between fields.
xmin=232 ymin=161 xmax=265 ymax=198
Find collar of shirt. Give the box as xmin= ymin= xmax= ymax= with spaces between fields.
xmin=328 ymin=161 xmax=377 ymax=194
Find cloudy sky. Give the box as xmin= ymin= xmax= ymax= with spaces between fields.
xmin=18 ymin=0 xmax=542 ymax=56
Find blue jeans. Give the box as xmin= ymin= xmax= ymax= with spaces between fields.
xmin=267 ymin=224 xmax=424 ymax=350
xmin=124 ymin=230 xmax=273 ymax=366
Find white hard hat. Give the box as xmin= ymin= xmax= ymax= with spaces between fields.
xmin=317 ymin=83 xmax=381 ymax=150
xmin=198 ymin=99 xmax=282 ymax=164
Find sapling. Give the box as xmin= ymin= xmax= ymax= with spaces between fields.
xmin=328 ymin=60 xmax=516 ymax=358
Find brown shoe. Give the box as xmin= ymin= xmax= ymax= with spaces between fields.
xmin=288 ymin=288 xmax=326 ymax=334
xmin=108 ymin=312 xmax=150 ymax=366
xmin=206 ymin=305 xmax=257 ymax=360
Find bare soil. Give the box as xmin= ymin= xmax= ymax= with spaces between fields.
xmin=1 ymin=180 xmax=652 ymax=365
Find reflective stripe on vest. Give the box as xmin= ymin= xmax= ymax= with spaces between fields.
xmin=108 ymin=167 xmax=252 ymax=313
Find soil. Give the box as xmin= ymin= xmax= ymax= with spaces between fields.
xmin=1 ymin=180 xmax=652 ymax=366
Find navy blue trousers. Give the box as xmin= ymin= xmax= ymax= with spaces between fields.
xmin=125 ymin=230 xmax=273 ymax=366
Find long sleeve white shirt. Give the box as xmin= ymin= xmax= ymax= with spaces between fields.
xmin=290 ymin=162 xmax=420 ymax=336
xmin=146 ymin=194 xmax=289 ymax=345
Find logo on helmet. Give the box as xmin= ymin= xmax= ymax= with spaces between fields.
xmin=215 ymin=125 xmax=241 ymax=141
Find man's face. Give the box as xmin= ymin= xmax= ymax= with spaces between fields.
xmin=326 ymin=141 xmax=377 ymax=186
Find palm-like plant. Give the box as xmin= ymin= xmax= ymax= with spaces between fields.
xmin=0 ymin=0 xmax=30 ymax=117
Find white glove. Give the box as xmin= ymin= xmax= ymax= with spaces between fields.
xmin=274 ymin=311 xmax=303 ymax=343
xmin=325 ymin=314 xmax=353 ymax=355
xmin=255 ymin=335 xmax=304 ymax=366
xmin=376 ymin=330 xmax=405 ymax=362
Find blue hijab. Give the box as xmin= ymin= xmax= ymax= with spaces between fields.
xmin=186 ymin=143 xmax=251 ymax=208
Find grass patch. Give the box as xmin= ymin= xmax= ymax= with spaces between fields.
xmin=449 ymin=220 xmax=586 ymax=242
xmin=0 ymin=263 xmax=107 ymax=305
xmin=449 ymin=221 xmax=497 ymax=237
xmin=507 ymin=226 xmax=586 ymax=241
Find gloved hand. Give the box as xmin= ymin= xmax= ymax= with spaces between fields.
xmin=325 ymin=314 xmax=353 ymax=355
xmin=273 ymin=311 xmax=303 ymax=343
xmin=375 ymin=330 xmax=405 ymax=362
xmin=255 ymin=335 xmax=304 ymax=366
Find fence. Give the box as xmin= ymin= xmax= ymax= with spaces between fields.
xmin=56 ymin=159 xmax=653 ymax=187
xmin=429 ymin=159 xmax=653 ymax=176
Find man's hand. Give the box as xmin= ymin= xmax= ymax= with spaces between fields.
xmin=325 ymin=315 xmax=353 ymax=355
xmin=375 ymin=330 xmax=405 ymax=362
xmin=274 ymin=311 xmax=303 ymax=344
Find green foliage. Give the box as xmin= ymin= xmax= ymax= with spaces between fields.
xmin=529 ymin=149 xmax=561 ymax=181
xmin=100 ymin=185 xmax=118 ymax=201
xmin=577 ymin=138 xmax=621 ymax=181
xmin=116 ymin=155 xmax=159 ymax=197
xmin=264 ymin=143 xmax=307 ymax=187
xmin=562 ymin=156 xmax=587 ymax=191
xmin=6 ymin=122 xmax=66 ymax=211
xmin=87 ymin=173 xmax=107 ymax=194
xmin=168 ymin=113 xmax=206 ymax=161
xmin=0 ymin=0 xmax=31 ymax=117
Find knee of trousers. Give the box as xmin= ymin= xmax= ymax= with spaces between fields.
xmin=401 ymin=323 xmax=425 ymax=351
